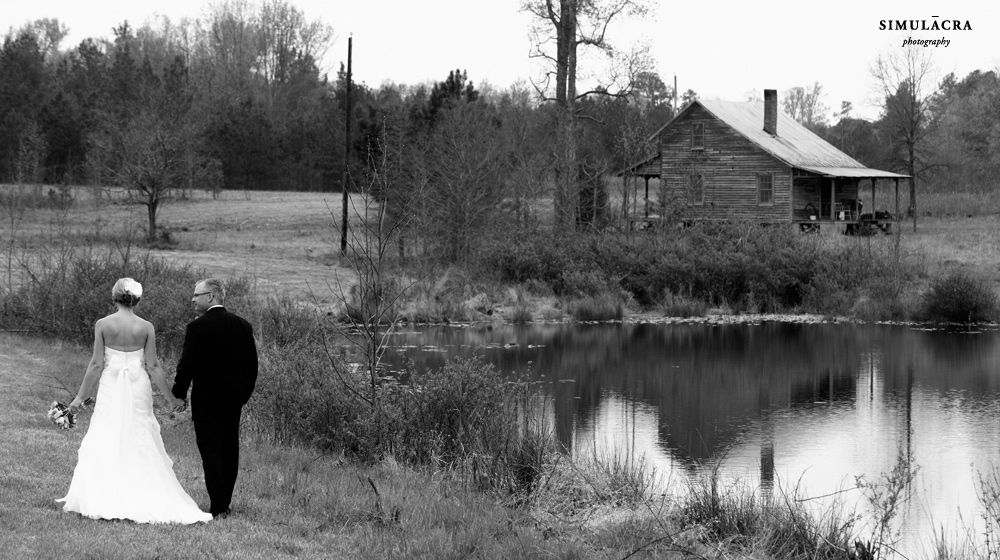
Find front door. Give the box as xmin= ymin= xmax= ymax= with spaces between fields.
xmin=820 ymin=178 xmax=832 ymax=218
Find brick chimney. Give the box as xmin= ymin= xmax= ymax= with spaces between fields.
xmin=763 ymin=89 xmax=777 ymax=136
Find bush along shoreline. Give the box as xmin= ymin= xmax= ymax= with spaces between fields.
xmin=398 ymin=223 xmax=998 ymax=326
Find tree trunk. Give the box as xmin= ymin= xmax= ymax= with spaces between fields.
xmin=908 ymin=143 xmax=917 ymax=232
xmin=147 ymin=196 xmax=159 ymax=241
xmin=554 ymin=110 xmax=578 ymax=232
xmin=552 ymin=0 xmax=579 ymax=234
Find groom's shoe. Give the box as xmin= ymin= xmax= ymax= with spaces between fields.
xmin=212 ymin=509 xmax=231 ymax=519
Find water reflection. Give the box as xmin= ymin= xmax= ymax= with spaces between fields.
xmin=386 ymin=322 xmax=1000 ymax=553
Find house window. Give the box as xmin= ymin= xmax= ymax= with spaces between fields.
xmin=757 ymin=173 xmax=773 ymax=205
xmin=689 ymin=173 xmax=704 ymax=205
xmin=692 ymin=123 xmax=704 ymax=150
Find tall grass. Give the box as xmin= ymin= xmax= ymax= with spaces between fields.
xmin=586 ymin=447 xmax=658 ymax=507
xmin=660 ymin=290 xmax=708 ymax=318
xmin=567 ymin=294 xmax=625 ymax=321
xmin=679 ymin=473 xmax=858 ymax=559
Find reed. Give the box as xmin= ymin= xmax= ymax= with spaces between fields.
xmin=567 ymin=294 xmax=624 ymax=322
xmin=659 ymin=290 xmax=708 ymax=318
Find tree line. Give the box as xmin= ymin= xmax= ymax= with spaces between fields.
xmin=2 ymin=1 xmax=997 ymax=249
xmin=782 ymin=51 xmax=1000 ymax=209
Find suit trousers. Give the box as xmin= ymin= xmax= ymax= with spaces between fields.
xmin=194 ymin=409 xmax=242 ymax=515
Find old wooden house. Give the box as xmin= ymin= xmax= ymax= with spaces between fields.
xmin=624 ymin=89 xmax=909 ymax=231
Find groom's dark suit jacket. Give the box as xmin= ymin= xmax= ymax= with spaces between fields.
xmin=172 ymin=306 xmax=258 ymax=417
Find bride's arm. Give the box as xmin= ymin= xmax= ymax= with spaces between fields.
xmin=69 ymin=321 xmax=106 ymax=410
xmin=144 ymin=323 xmax=182 ymax=408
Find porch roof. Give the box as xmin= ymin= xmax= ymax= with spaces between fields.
xmin=796 ymin=165 xmax=910 ymax=179
xmin=617 ymin=152 xmax=661 ymax=178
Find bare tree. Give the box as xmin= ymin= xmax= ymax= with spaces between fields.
xmin=320 ymin=147 xmax=411 ymax=442
xmin=523 ymin=0 xmax=651 ymax=232
xmin=782 ymin=82 xmax=829 ymax=129
xmin=87 ymin=110 xmax=197 ymax=241
xmin=872 ymin=46 xmax=937 ymax=231
xmin=423 ymin=103 xmax=508 ymax=261
xmin=498 ymin=84 xmax=551 ymax=230
xmin=255 ymin=0 xmax=332 ymax=104
xmin=20 ymin=18 xmax=68 ymax=60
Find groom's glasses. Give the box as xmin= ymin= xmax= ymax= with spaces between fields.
xmin=192 ymin=291 xmax=212 ymax=298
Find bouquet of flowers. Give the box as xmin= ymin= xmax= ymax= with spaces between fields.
xmin=47 ymin=401 xmax=76 ymax=430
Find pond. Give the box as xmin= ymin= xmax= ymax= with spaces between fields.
xmin=385 ymin=320 xmax=1000 ymax=555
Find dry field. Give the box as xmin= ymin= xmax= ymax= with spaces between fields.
xmin=900 ymin=214 xmax=1000 ymax=289
xmin=4 ymin=184 xmax=999 ymax=306
xmin=2 ymin=187 xmax=370 ymax=305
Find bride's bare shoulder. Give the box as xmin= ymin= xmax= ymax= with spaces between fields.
xmin=134 ymin=315 xmax=156 ymax=332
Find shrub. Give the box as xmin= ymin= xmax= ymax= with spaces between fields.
xmin=507 ymin=289 xmax=533 ymax=323
xmin=567 ymin=294 xmax=624 ymax=321
xmin=478 ymin=223 xmax=900 ymax=315
xmin=344 ymin=276 xmax=402 ymax=325
xmin=920 ymin=268 xmax=998 ymax=323
xmin=660 ymin=290 xmax=707 ymax=318
xmin=559 ymin=269 xmax=612 ymax=297
xmin=0 ymin=246 xmax=255 ymax=357
xmin=386 ymin=358 xmax=517 ymax=462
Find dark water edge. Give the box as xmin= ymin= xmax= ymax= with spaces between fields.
xmin=385 ymin=320 xmax=1000 ymax=555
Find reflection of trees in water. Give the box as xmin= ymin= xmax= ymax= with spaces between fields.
xmin=598 ymin=323 xmax=864 ymax=467
xmin=874 ymin=326 xmax=1000 ymax=397
xmin=386 ymin=323 xmax=1000 ymax=471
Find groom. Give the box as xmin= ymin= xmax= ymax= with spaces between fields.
xmin=172 ymin=278 xmax=258 ymax=519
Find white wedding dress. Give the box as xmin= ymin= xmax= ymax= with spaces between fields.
xmin=57 ymin=348 xmax=212 ymax=523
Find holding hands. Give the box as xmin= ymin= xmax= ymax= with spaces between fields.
xmin=165 ymin=394 xmax=186 ymax=410
xmin=68 ymin=396 xmax=85 ymax=412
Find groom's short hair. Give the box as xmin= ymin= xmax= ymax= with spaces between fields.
xmin=199 ymin=278 xmax=226 ymax=303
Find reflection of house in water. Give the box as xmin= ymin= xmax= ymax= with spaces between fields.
xmin=517 ymin=322 xmax=867 ymax=468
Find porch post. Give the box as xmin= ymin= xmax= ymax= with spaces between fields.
xmin=871 ymin=178 xmax=876 ymax=214
xmin=894 ymin=178 xmax=899 ymax=220
xmin=622 ymin=173 xmax=628 ymax=224
xmin=644 ymin=177 xmax=650 ymax=218
xmin=829 ymin=178 xmax=836 ymax=220
xmin=633 ymin=175 xmax=638 ymax=216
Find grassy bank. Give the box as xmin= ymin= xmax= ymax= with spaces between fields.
xmin=0 ymin=335 xmax=568 ymax=559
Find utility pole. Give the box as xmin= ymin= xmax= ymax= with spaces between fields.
xmin=340 ymin=35 xmax=353 ymax=253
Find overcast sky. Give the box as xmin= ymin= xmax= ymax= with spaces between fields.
xmin=5 ymin=0 xmax=999 ymax=121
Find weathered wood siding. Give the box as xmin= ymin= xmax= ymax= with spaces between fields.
xmin=658 ymin=105 xmax=792 ymax=222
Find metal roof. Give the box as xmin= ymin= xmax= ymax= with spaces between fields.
xmin=796 ymin=165 xmax=909 ymax=179
xmin=647 ymin=98 xmax=910 ymax=179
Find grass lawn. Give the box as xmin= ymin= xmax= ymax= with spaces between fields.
xmin=5 ymin=333 xmax=686 ymax=559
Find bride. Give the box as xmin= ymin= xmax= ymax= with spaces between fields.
xmin=57 ymin=278 xmax=212 ymax=524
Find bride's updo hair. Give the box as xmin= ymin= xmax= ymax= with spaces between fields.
xmin=112 ymin=277 xmax=143 ymax=308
